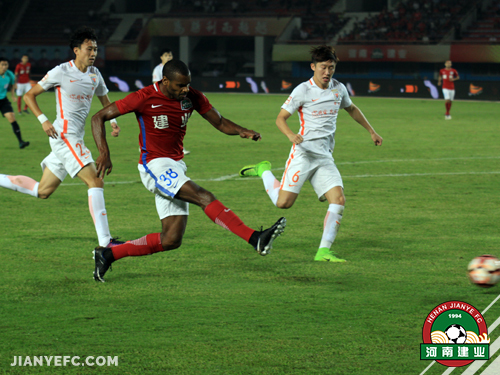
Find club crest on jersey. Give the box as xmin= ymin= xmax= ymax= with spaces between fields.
xmin=89 ymin=74 xmax=98 ymax=87
xmin=181 ymin=98 xmax=193 ymax=110
xmin=331 ymin=90 xmax=340 ymax=100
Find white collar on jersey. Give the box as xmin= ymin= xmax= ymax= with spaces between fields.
xmin=309 ymin=77 xmax=334 ymax=90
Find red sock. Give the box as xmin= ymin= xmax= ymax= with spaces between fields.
xmin=17 ymin=97 xmax=22 ymax=112
xmin=204 ymin=200 xmax=255 ymax=242
xmin=111 ymin=233 xmax=163 ymax=260
xmin=24 ymin=104 xmax=28 ymax=110
xmin=445 ymin=102 xmax=451 ymax=115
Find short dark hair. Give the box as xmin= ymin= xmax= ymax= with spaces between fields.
xmin=163 ymin=59 xmax=190 ymax=81
xmin=0 ymin=57 xmax=8 ymax=63
xmin=310 ymin=45 xmax=339 ymax=64
xmin=160 ymin=48 xmax=172 ymax=57
xmin=70 ymin=26 xmax=97 ymax=50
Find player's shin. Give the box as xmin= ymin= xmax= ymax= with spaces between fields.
xmin=88 ymin=187 xmax=112 ymax=247
xmin=319 ymin=204 xmax=344 ymax=249
xmin=262 ymin=170 xmax=280 ymax=206
xmin=10 ymin=121 xmax=23 ymax=142
xmin=204 ymin=200 xmax=254 ymax=242
xmin=111 ymin=233 xmax=163 ymax=260
xmin=0 ymin=174 xmax=39 ymax=197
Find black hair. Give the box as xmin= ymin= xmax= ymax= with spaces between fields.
xmin=310 ymin=45 xmax=339 ymax=64
xmin=0 ymin=57 xmax=8 ymax=63
xmin=69 ymin=26 xmax=97 ymax=50
xmin=160 ymin=48 xmax=172 ymax=57
xmin=163 ymin=59 xmax=190 ymax=81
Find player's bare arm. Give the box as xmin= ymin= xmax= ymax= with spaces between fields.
xmin=276 ymin=108 xmax=303 ymax=145
xmin=344 ymin=103 xmax=383 ymax=146
xmin=24 ymin=84 xmax=58 ymax=139
xmin=97 ymin=95 xmax=120 ymax=137
xmin=91 ymin=102 xmax=122 ymax=178
xmin=201 ymin=107 xmax=261 ymax=141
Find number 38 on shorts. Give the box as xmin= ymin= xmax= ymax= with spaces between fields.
xmin=159 ymin=168 xmax=178 ymax=186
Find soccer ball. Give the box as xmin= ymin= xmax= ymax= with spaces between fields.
xmin=468 ymin=255 xmax=500 ymax=288
xmin=445 ymin=324 xmax=467 ymax=344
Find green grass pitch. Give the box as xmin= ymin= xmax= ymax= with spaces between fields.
xmin=1 ymin=91 xmax=499 ymax=374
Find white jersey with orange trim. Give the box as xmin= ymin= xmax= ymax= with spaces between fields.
xmin=152 ymin=63 xmax=163 ymax=83
xmin=38 ymin=60 xmax=109 ymax=137
xmin=281 ymin=78 xmax=352 ymax=156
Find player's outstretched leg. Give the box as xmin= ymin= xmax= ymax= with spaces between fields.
xmin=203 ymin=199 xmax=286 ymax=255
xmin=0 ymin=174 xmax=39 ymax=197
xmin=239 ymin=161 xmax=279 ymax=206
xmin=314 ymin=204 xmax=346 ymax=262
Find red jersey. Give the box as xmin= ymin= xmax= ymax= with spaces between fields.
xmin=116 ymin=82 xmax=212 ymax=164
xmin=15 ymin=62 xmax=31 ymax=83
xmin=439 ymin=68 xmax=458 ymax=90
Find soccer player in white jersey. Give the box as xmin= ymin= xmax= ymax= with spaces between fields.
xmin=239 ymin=45 xmax=383 ymax=262
xmin=0 ymin=27 xmax=123 ymax=248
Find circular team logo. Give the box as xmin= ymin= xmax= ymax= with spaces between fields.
xmin=421 ymin=301 xmax=490 ymax=367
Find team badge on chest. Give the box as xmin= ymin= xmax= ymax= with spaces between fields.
xmin=89 ymin=74 xmax=98 ymax=88
xmin=181 ymin=98 xmax=193 ymax=110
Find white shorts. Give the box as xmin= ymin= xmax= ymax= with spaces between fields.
xmin=280 ymin=147 xmax=343 ymax=199
xmin=16 ymin=83 xmax=31 ymax=96
xmin=41 ymin=135 xmax=94 ymax=181
xmin=138 ymin=158 xmax=191 ymax=219
xmin=442 ymin=89 xmax=455 ymax=100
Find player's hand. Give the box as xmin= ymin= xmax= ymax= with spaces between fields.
xmin=288 ymin=133 xmax=303 ymax=145
xmin=371 ymin=132 xmax=383 ymax=146
xmin=240 ymin=129 xmax=261 ymax=141
xmin=110 ymin=122 xmax=120 ymax=137
xmin=95 ymin=154 xmax=113 ymax=179
xmin=42 ymin=121 xmax=58 ymax=139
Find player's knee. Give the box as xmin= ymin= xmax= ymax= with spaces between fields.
xmin=36 ymin=189 xmax=52 ymax=199
xmin=336 ymin=195 xmax=346 ymax=206
xmin=198 ymin=189 xmax=217 ymax=209
xmin=161 ymin=236 xmax=183 ymax=251
xmin=276 ymin=200 xmax=293 ymax=209
xmin=87 ymin=178 xmax=104 ymax=189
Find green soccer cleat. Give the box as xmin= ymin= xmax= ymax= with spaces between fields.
xmin=314 ymin=247 xmax=346 ymax=262
xmin=239 ymin=161 xmax=271 ymax=178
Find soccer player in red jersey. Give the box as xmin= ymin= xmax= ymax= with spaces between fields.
xmin=437 ymin=60 xmax=460 ymax=120
xmin=14 ymin=54 xmax=31 ymax=114
xmin=90 ymin=59 xmax=286 ymax=282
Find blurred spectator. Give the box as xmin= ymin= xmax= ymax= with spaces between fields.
xmin=339 ymin=0 xmax=472 ymax=44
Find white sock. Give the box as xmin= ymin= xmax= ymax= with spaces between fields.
xmin=261 ymin=170 xmax=280 ymax=206
xmin=0 ymin=174 xmax=39 ymax=197
xmin=88 ymin=188 xmax=111 ymax=246
xmin=319 ymin=204 xmax=344 ymax=249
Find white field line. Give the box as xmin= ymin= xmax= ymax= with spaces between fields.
xmin=60 ymin=156 xmax=500 ymax=187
